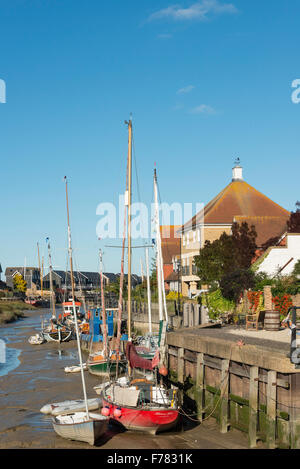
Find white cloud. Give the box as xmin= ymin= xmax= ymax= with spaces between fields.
xmin=176 ymin=85 xmax=195 ymax=94
xmin=148 ymin=0 xmax=237 ymax=22
xmin=189 ymin=104 xmax=218 ymax=114
xmin=157 ymin=33 xmax=173 ymax=39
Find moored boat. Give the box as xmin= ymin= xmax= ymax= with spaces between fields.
xmin=41 ymin=397 xmax=101 ymax=416
xmin=52 ymin=412 xmax=108 ymax=446
xmin=101 ymin=378 xmax=179 ymax=435
xmin=52 ymin=176 xmax=109 ymax=446
xmin=87 ymin=349 xmax=127 ymax=377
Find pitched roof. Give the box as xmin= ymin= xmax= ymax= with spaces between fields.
xmin=5 ymin=267 xmax=39 ymax=276
xmin=182 ymin=180 xmax=290 ymax=231
xmin=234 ymin=216 xmax=288 ymax=247
xmin=160 ymin=226 xmax=181 ymax=264
xmin=165 ymin=271 xmax=180 ymax=283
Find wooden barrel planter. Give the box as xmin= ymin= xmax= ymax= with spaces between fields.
xmin=264 ymin=310 xmax=280 ymax=331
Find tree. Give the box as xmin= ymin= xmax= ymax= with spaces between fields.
xmin=13 ymin=274 xmax=27 ymax=293
xmin=194 ymin=222 xmax=257 ymax=285
xmin=231 ymin=222 xmax=257 ymax=269
xmin=220 ymin=269 xmax=256 ymax=303
xmin=293 ymin=260 xmax=300 ymax=278
xmin=287 ymin=201 xmax=300 ymax=233
xmin=194 ymin=233 xmax=234 ymax=284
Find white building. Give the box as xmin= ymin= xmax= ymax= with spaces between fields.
xmin=256 ymin=233 xmax=300 ymax=277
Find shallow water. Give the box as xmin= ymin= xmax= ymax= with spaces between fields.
xmin=0 ymin=347 xmax=21 ymax=377
xmin=0 ymin=308 xmax=251 ymax=449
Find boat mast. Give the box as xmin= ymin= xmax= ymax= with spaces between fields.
xmin=126 ymin=117 xmax=133 ymax=341
xmin=154 ymin=169 xmax=163 ymax=322
xmin=64 ymin=176 xmax=89 ymax=419
xmin=99 ymin=249 xmax=108 ymax=359
xmin=37 ymin=242 xmax=43 ymax=297
xmin=41 ymin=257 xmax=44 ymax=297
xmin=115 ymin=149 xmax=129 ymax=374
xmin=47 ymin=238 xmax=56 ymax=320
xmin=145 ymin=247 xmax=152 ymax=336
xmin=154 ymin=169 xmax=168 ymax=323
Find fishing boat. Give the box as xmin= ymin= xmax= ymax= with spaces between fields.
xmin=41 ymin=397 xmax=101 ymax=416
xmin=61 ymin=300 xmax=83 ymax=326
xmin=99 ymin=119 xmax=179 ymax=434
xmin=25 ymin=297 xmax=38 ymax=306
xmin=86 ymin=250 xmax=126 ymax=377
xmin=87 ymin=349 xmax=126 ymax=377
xmin=42 ymin=238 xmax=72 ymax=343
xmin=52 ymin=412 xmax=108 ymax=446
xmin=101 ymin=377 xmax=179 ymax=435
xmin=51 ymin=176 xmax=109 ymax=446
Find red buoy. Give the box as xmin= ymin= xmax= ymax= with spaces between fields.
xmin=113 ymin=408 xmax=122 ymax=418
xmin=159 ymin=365 xmax=168 ymax=376
xmin=101 ymin=406 xmax=110 ymax=416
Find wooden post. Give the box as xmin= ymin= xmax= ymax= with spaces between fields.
xmin=249 ymin=366 xmax=259 ymax=448
xmin=177 ymin=348 xmax=184 ymax=384
xmin=195 ymin=352 xmax=205 ymax=421
xmin=266 ymin=370 xmax=277 ymax=449
xmin=220 ymin=359 xmax=230 ymax=433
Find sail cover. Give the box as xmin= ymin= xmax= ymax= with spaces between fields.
xmin=126 ymin=342 xmax=158 ymax=370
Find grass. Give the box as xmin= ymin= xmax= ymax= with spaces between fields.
xmin=0 ymin=301 xmax=33 ymax=325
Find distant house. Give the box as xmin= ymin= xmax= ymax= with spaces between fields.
xmin=160 ymin=226 xmax=181 ymax=292
xmin=42 ymin=270 xmax=117 ymax=290
xmin=115 ymin=274 xmax=142 ymax=289
xmin=176 ymin=162 xmax=290 ymax=296
xmin=5 ymin=267 xmax=40 ymax=290
xmin=164 ymin=271 xmax=180 ymax=293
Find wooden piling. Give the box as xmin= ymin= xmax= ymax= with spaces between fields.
xmin=195 ymin=352 xmax=205 ymax=421
xmin=266 ymin=370 xmax=277 ymax=449
xmin=178 ymin=347 xmax=184 ymax=384
xmin=248 ymin=366 xmax=259 ymax=448
xmin=220 ymin=359 xmax=230 ymax=433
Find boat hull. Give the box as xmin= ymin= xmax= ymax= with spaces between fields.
xmin=41 ymin=398 xmax=101 ymax=416
xmin=102 ymin=397 xmax=179 ymax=435
xmin=43 ymin=330 xmax=72 ymax=343
xmin=52 ymin=412 xmax=108 ymax=446
xmin=87 ymin=360 xmax=126 ymax=377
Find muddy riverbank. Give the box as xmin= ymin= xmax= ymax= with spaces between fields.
xmin=0 ymin=308 xmax=258 ymax=449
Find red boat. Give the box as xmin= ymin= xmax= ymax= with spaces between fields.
xmin=25 ymin=297 xmax=38 ymax=306
xmin=101 ymin=378 xmax=179 ymax=435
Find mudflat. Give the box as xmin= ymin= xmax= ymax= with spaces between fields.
xmin=0 ymin=308 xmax=253 ymax=450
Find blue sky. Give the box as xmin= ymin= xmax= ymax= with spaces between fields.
xmin=0 ymin=0 xmax=300 ymax=276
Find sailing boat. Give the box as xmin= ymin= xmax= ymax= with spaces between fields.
xmin=87 ymin=250 xmax=126 ymax=377
xmin=100 ymin=119 xmax=179 ymax=434
xmin=42 ymin=238 xmax=72 ymax=343
xmin=52 ymin=177 xmax=109 ymax=446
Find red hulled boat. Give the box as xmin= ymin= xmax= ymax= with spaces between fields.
xmin=100 ymin=342 xmax=179 ymax=434
xmin=101 ymin=377 xmax=179 ymax=435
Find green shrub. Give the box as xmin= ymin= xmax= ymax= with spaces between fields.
xmin=202 ymin=289 xmax=235 ymax=320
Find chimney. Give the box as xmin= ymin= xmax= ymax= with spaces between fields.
xmin=232 ymin=158 xmax=243 ymax=182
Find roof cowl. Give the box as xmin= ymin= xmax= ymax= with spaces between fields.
xmin=232 ymin=158 xmax=243 ymax=182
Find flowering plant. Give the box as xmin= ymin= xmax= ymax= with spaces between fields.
xmin=247 ymin=291 xmax=263 ymax=313
xmin=272 ymin=294 xmax=293 ymax=316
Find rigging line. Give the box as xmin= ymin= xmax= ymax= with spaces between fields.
xmin=132 ymin=129 xmax=148 ymax=244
